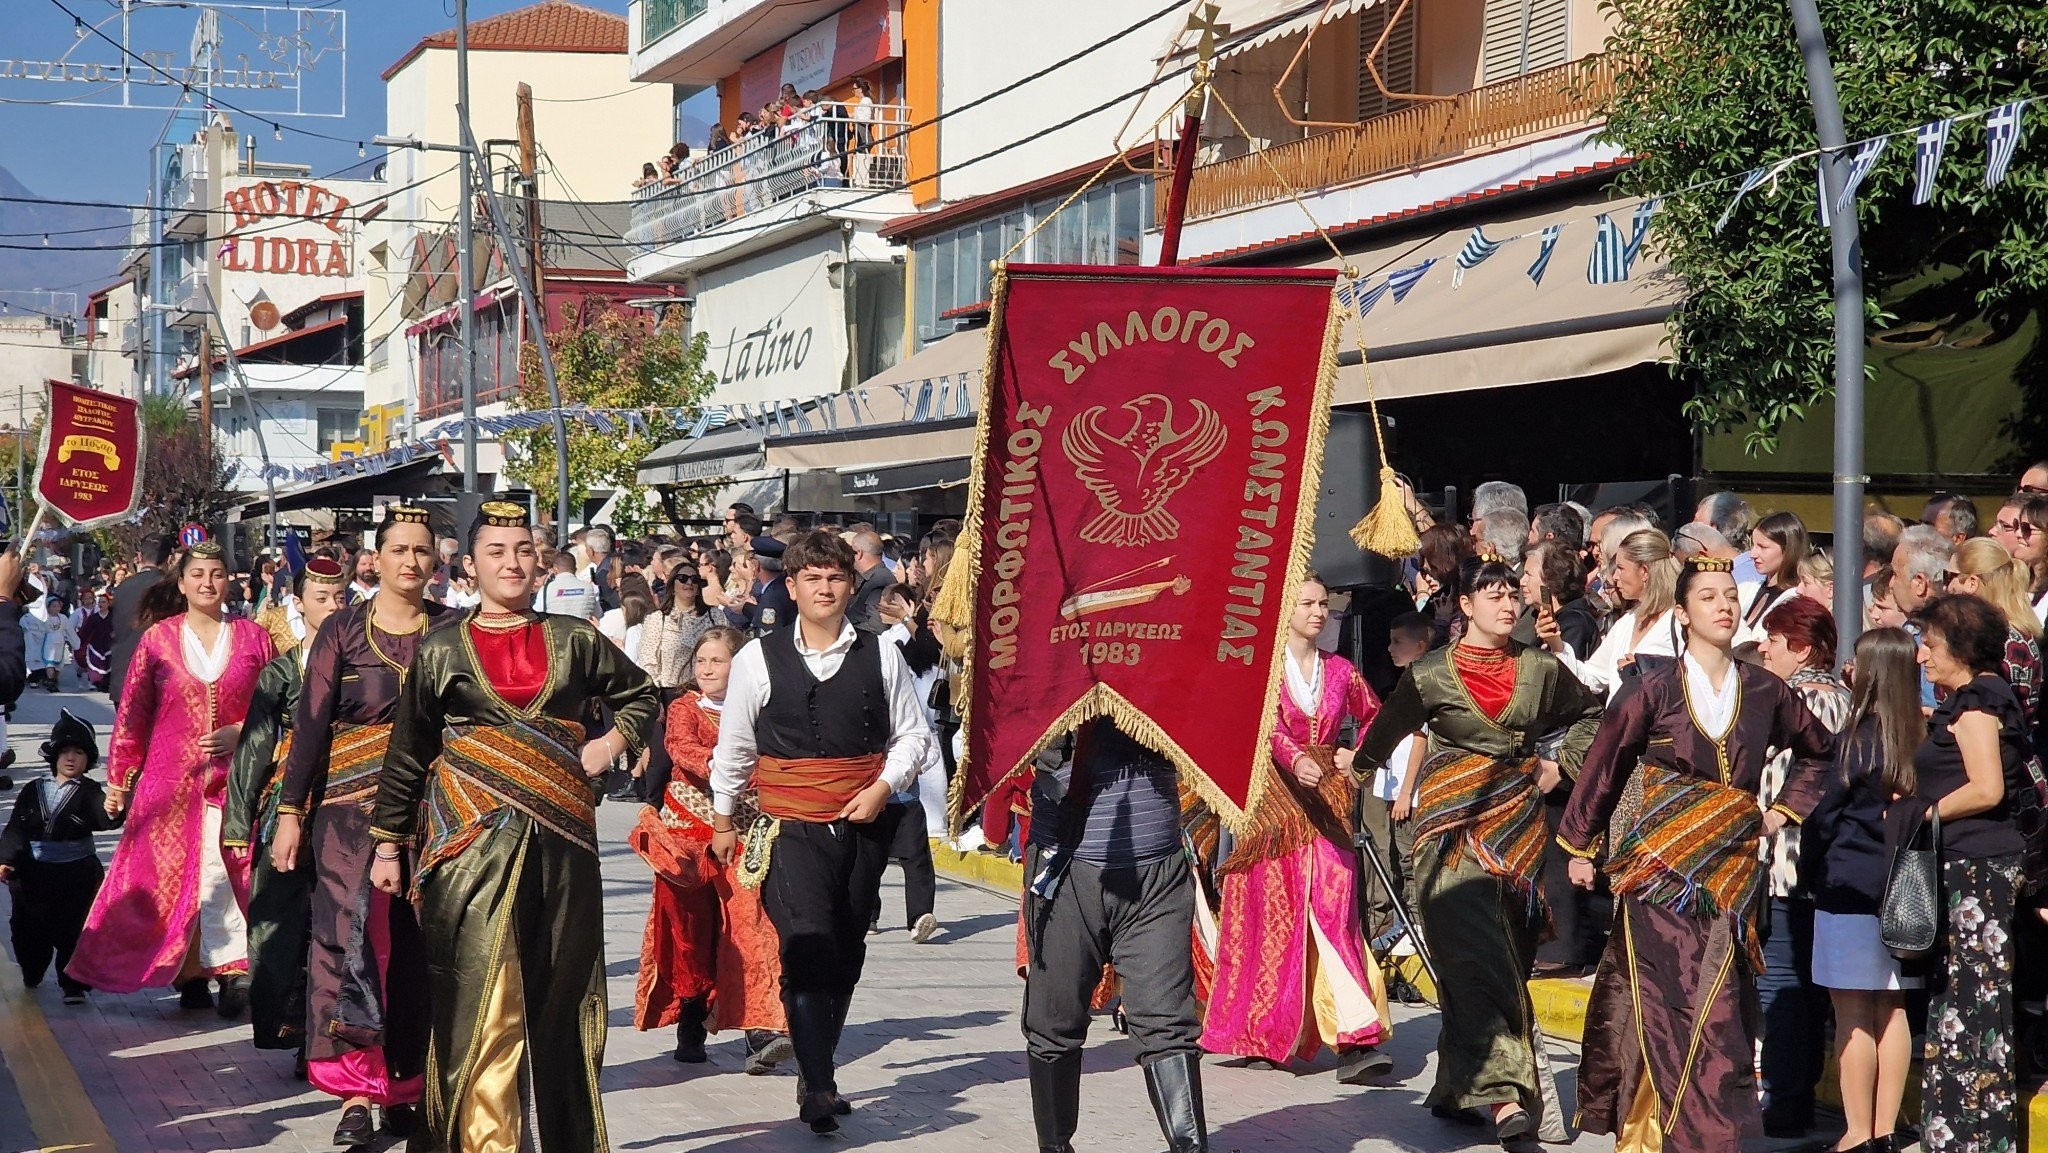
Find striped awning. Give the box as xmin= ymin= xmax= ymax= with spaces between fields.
xmin=1158 ymin=0 xmax=1385 ymax=61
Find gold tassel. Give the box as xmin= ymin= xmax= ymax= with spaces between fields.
xmin=1350 ymin=464 xmax=1420 ymax=558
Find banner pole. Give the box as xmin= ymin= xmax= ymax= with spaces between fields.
xmin=1156 ymin=5 xmax=1224 ymax=266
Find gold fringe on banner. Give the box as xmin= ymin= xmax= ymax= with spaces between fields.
xmin=1344 ymin=310 xmax=1420 ymax=559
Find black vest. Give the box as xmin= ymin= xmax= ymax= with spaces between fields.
xmin=756 ymin=626 xmax=890 ymax=759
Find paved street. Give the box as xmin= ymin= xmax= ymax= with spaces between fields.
xmin=0 ymin=681 xmax=1617 ymax=1153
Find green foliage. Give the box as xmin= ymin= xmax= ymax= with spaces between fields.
xmin=506 ymin=300 xmax=716 ymax=538
xmin=96 ymin=393 xmax=236 ymax=558
xmin=1599 ymin=0 xmax=2048 ymax=454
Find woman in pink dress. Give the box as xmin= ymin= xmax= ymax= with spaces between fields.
xmin=69 ymin=543 xmax=276 ymax=1012
xmin=1201 ymin=574 xmax=1393 ymax=1081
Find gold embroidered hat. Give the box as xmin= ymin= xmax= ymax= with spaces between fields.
xmin=303 ymin=556 xmax=346 ymax=584
xmin=475 ymin=500 xmax=530 ymax=529
xmin=1685 ymin=554 xmax=1736 ymax=574
xmin=385 ymin=505 xmax=432 ymax=526
xmin=187 ymin=541 xmax=224 ymax=560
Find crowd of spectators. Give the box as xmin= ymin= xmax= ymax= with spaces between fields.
xmin=632 ymin=78 xmax=887 ymax=205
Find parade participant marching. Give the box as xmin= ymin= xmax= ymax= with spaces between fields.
xmin=707 ymin=529 xmax=933 ymax=1133
xmin=1557 ymin=555 xmax=1836 ymax=1153
xmin=1201 ymin=573 xmax=1394 ymax=1081
xmin=369 ymin=501 xmax=658 ymax=1153
xmin=270 ymin=508 xmax=451 ymax=1146
xmin=223 ymin=555 xmax=347 ymax=1063
xmin=633 ymin=625 xmax=792 ymax=1071
xmin=1023 ymin=719 xmax=1209 ymax=1153
xmin=1352 ymin=555 xmax=1605 ymax=1147
xmin=70 ymin=543 xmax=276 ymax=1013
xmin=1 ymin=710 xmax=121 ymax=1003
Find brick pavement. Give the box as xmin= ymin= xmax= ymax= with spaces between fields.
xmin=1 ymin=686 xmax=1619 ymax=1153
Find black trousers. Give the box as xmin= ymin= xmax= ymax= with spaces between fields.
xmin=879 ymin=799 xmax=936 ymax=928
xmin=762 ymin=811 xmax=903 ymax=998
xmin=1536 ymin=788 xmax=1609 ymax=967
xmin=8 ymin=856 xmax=102 ymax=995
xmin=1021 ymin=846 xmax=1199 ymax=1065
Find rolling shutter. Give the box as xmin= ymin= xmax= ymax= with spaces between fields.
xmin=1356 ymin=1 xmax=1418 ymax=121
xmin=1481 ymin=0 xmax=1569 ymax=84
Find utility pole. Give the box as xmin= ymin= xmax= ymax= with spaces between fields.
xmin=1788 ymin=0 xmax=1866 ymax=659
xmin=456 ymin=0 xmax=479 ymax=492
xmin=517 ymin=83 xmax=545 ymax=291
xmin=198 ymin=324 xmax=214 ymax=484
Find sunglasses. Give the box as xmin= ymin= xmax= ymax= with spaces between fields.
xmin=1996 ymin=518 xmax=2036 ymax=539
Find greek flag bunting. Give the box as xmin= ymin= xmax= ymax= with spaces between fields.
xmin=1386 ymin=258 xmax=1436 ymax=302
xmin=1986 ymin=100 xmax=2026 ymax=188
xmin=1526 ymin=225 xmax=1563 ymax=287
xmin=1624 ymin=198 xmax=1661 ymax=265
xmin=1335 ymin=278 xmax=1359 ymax=310
xmin=1817 ymin=161 xmax=1831 ymax=228
xmin=1452 ymin=228 xmax=1504 ymax=286
xmin=1713 ymin=166 xmax=1770 ymax=234
xmin=1587 ymin=214 xmax=1628 ymax=284
xmin=1355 ymin=278 xmax=1391 ymax=316
xmin=1834 ymin=137 xmax=1889 ymax=213
xmin=1914 ymin=118 xmax=1951 ymax=205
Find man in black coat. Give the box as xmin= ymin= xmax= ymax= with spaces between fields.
xmin=846 ymin=530 xmax=896 ymax=634
xmin=106 ymin=533 xmax=171 ymax=707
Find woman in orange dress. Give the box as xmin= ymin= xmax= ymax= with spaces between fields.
xmin=634 ymin=626 xmax=791 ymax=1072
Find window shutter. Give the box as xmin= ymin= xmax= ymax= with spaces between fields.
xmin=1356 ymin=1 xmax=1419 ymax=122
xmin=1482 ymin=0 xmax=1569 ymax=84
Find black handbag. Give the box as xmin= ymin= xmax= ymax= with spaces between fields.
xmin=1879 ymin=803 xmax=1943 ymax=961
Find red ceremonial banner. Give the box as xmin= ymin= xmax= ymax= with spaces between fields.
xmin=36 ymin=379 xmax=145 ymax=532
xmin=947 ymin=264 xmax=1340 ymax=830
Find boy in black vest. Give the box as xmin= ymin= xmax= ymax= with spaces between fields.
xmin=1 ymin=709 xmax=122 ymax=1003
xmin=709 ymin=530 xmax=934 ymax=1132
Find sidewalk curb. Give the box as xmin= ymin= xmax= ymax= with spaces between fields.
xmin=0 ymin=982 xmax=114 ymax=1152
xmin=931 ymin=842 xmax=1024 ymax=899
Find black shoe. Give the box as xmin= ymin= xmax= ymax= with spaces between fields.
xmin=1493 ymin=1106 xmax=1535 ymax=1142
xmin=1028 ymin=1050 xmax=1082 ymax=1153
xmin=1764 ymin=1119 xmax=1814 ymax=1140
xmin=673 ymin=1038 xmax=708 ymax=1063
xmin=61 ymin=988 xmax=85 ymax=1005
xmin=797 ymin=1087 xmax=840 ymax=1134
xmin=215 ymin=974 xmax=248 ymax=1020
xmin=1334 ymin=1046 xmax=1394 ymax=1084
xmin=1141 ymin=1050 xmax=1208 ymax=1153
xmin=293 ymin=1052 xmax=308 ymax=1081
xmin=177 ymin=979 xmax=214 ymax=1010
xmin=332 ymin=1104 xmax=375 ymax=1147
xmin=381 ymin=1103 xmax=415 ymax=1138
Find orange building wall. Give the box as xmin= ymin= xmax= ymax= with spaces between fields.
xmin=904 ymin=0 xmax=940 ymax=204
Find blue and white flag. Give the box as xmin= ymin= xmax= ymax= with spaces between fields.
xmin=1386 ymin=258 xmax=1436 ymax=302
xmin=1713 ymin=166 xmax=1770 ymax=234
xmin=1834 ymin=137 xmax=1889 ymax=214
xmin=1986 ymin=100 xmax=2026 ymax=188
xmin=1335 ymin=278 xmax=1360 ymax=310
xmin=1817 ymin=161 xmax=1832 ymax=228
xmin=1527 ymin=225 xmax=1563 ymax=287
xmin=1624 ymin=198 xmax=1661 ymax=265
xmin=1914 ymin=118 xmax=1951 ymax=205
xmin=1587 ymin=214 xmax=1629 ymax=284
xmin=1452 ymin=228 xmax=1504 ymax=286
xmin=1354 ymin=279 xmax=1391 ymax=316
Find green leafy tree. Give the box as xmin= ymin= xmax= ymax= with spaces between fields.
xmin=1600 ymin=1 xmax=2048 ymax=454
xmin=507 ymin=300 xmax=716 ymax=538
xmin=96 ymin=393 xmax=236 ymax=558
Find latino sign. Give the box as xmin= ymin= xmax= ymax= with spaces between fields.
xmin=35 ymin=381 xmax=144 ymax=531
xmin=220 ymin=178 xmax=354 ymax=277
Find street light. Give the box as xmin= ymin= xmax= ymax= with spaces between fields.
xmin=372 ymin=132 xmax=575 ymax=536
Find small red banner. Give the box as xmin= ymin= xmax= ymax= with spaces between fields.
xmin=36 ymin=380 xmax=144 ymax=532
xmin=949 ymin=264 xmax=1340 ymax=829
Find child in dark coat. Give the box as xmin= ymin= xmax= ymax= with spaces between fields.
xmin=0 ymin=709 xmax=121 ymax=1002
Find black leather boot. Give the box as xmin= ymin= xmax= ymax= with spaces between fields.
xmin=673 ymin=996 xmax=709 ymax=1063
xmin=786 ymin=991 xmax=841 ymax=1133
xmin=1028 ymin=1050 xmax=1083 ymax=1153
xmin=1142 ymin=1050 xmax=1208 ymax=1153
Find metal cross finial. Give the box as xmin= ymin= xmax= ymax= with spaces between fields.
xmin=1184 ymin=4 xmax=1229 ymax=112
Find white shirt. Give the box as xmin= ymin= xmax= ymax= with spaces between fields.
xmin=1682 ymin=652 xmax=1739 ymax=739
xmin=708 ymin=619 xmax=935 ymax=816
xmin=1282 ymin=648 xmax=1323 ymax=715
xmin=1557 ymin=607 xmax=1679 ymax=698
xmin=1375 ymin=729 xmax=1423 ymax=802
xmin=181 ymin=619 xmax=233 ymax=684
xmin=538 ymin=574 xmax=601 ymax=621
xmin=598 ymin=607 xmax=644 ymax=669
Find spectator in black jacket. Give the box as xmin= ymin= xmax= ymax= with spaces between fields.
xmin=106 ymin=533 xmax=171 ymax=707
xmin=0 ymin=546 xmax=33 ymax=789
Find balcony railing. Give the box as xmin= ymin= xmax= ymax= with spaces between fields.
xmin=1176 ymin=54 xmax=1619 ymax=222
xmin=627 ymin=105 xmax=912 ymax=251
xmin=640 ymin=0 xmax=709 ymax=47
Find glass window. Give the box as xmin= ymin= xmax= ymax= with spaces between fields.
xmin=932 ymin=233 xmax=957 ymax=334
xmin=912 ymin=238 xmax=936 ymax=345
xmin=316 ymin=407 xmax=359 ymax=452
xmin=1115 ymin=180 xmax=1145 ymax=265
xmin=954 ymin=227 xmax=980 ymax=310
xmin=1081 ymin=184 xmax=1116 ymax=265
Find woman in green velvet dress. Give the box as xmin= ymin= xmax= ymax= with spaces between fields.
xmin=369 ymin=503 xmax=659 ymax=1153
xmin=1353 ymin=556 xmax=1605 ymax=1148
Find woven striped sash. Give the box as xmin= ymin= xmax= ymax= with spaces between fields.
xmin=1412 ymin=750 xmax=1547 ymax=903
xmin=420 ymin=716 xmax=592 ymax=875
xmin=1608 ymin=764 xmax=1765 ymax=969
xmin=255 ymin=732 xmax=295 ymax=842
xmin=320 ymin=723 xmax=396 ymax=811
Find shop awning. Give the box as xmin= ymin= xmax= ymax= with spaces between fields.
xmin=638 ymin=422 xmax=766 ymax=487
xmin=1306 ymin=192 xmax=1680 ymax=402
xmin=765 ymin=328 xmax=987 ymax=471
xmin=839 ymin=457 xmax=972 ymax=498
xmin=1159 ymin=0 xmax=1384 ymax=61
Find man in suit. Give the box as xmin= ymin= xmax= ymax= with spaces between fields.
xmin=846 ymin=530 xmax=895 ymax=634
xmin=106 ymin=533 xmax=171 ymax=707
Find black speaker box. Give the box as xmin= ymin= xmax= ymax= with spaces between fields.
xmin=1310 ymin=410 xmax=1401 ymax=591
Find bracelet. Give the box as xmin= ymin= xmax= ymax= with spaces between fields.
xmin=373 ymin=847 xmax=402 ymax=860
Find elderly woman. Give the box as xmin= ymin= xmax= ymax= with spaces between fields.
xmin=1908 ymin=594 xmax=2036 ymax=1153
xmin=1752 ymin=595 xmax=1852 ymax=1138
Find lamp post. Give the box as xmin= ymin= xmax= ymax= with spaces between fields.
xmin=1788 ymin=0 xmax=1866 ymax=659
xmin=375 ymin=134 xmax=575 ymax=536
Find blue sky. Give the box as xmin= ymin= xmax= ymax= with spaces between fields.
xmin=0 ymin=0 xmax=652 ymax=207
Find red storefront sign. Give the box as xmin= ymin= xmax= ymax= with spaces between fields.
xmin=35 ymin=380 xmax=144 ymax=531
xmin=736 ymin=0 xmax=902 ymax=111
xmin=947 ymin=264 xmax=1342 ymax=829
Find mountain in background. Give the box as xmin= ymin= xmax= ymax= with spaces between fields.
xmin=0 ymin=165 xmax=127 ymax=315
